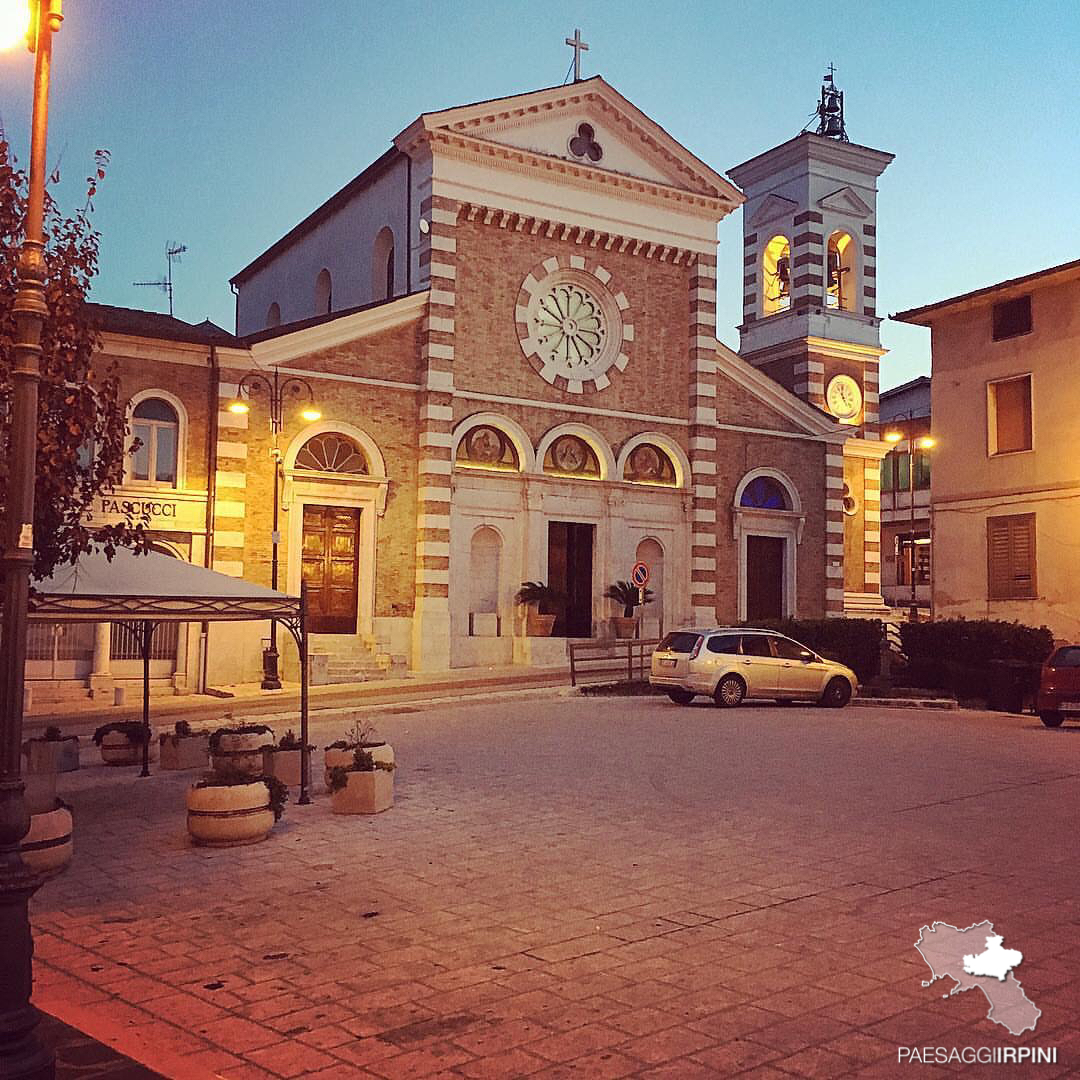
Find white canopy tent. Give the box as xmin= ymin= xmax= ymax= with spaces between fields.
xmin=28 ymin=548 xmax=310 ymax=800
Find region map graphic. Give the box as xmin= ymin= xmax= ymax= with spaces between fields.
xmin=915 ymin=921 xmax=1041 ymax=1036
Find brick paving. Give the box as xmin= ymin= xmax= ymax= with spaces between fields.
xmin=29 ymin=696 xmax=1080 ymax=1077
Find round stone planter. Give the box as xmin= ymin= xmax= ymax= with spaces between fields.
xmin=323 ymin=742 xmax=394 ymax=791
xmin=210 ymin=731 xmax=272 ymax=777
xmin=21 ymin=800 xmax=73 ymax=877
xmin=23 ymin=769 xmax=58 ymax=816
xmin=100 ymin=732 xmax=156 ymax=766
xmin=330 ymin=769 xmax=394 ymax=815
xmin=186 ymin=781 xmax=275 ymax=847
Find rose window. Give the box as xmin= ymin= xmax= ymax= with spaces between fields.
xmin=531 ymin=283 xmax=607 ymax=371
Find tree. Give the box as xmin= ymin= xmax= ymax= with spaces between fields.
xmin=0 ymin=137 xmax=145 ymax=581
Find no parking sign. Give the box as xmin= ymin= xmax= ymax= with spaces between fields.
xmin=631 ymin=561 xmax=649 ymax=588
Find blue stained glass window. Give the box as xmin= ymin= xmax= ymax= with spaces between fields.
xmin=740 ymin=476 xmax=789 ymax=510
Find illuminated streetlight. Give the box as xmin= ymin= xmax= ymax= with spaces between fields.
xmin=0 ymin=0 xmax=31 ymax=51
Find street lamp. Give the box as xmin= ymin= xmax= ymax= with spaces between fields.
xmin=0 ymin=3 xmax=63 ymax=1077
xmin=884 ymin=426 xmax=935 ymax=622
xmin=228 ymin=370 xmax=319 ymax=692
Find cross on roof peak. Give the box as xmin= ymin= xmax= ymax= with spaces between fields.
xmin=565 ymin=28 xmax=589 ymax=83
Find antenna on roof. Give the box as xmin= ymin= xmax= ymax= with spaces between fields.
xmin=133 ymin=242 xmax=188 ymax=316
xmin=802 ymin=64 xmax=849 ymax=142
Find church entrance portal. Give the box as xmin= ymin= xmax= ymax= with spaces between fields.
xmin=548 ymin=522 xmax=594 ymax=637
xmin=745 ymin=535 xmax=785 ymax=621
xmin=302 ymin=505 xmax=361 ymax=634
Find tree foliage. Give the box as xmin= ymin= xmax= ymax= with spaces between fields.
xmin=0 ymin=137 xmax=145 ymax=580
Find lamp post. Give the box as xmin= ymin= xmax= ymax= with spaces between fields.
xmin=0 ymin=3 xmax=62 ymax=1078
xmin=228 ymin=371 xmax=319 ymax=690
xmin=884 ymin=424 xmax=934 ymax=623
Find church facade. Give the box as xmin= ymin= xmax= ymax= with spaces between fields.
xmin=41 ymin=76 xmax=895 ymax=698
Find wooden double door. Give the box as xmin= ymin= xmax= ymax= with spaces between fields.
xmin=302 ymin=505 xmax=361 ymax=634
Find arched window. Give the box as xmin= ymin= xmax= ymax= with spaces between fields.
xmin=762 ymin=235 xmax=791 ymax=315
xmin=266 ymin=302 xmax=281 ymax=328
xmin=456 ymin=425 xmax=520 ymax=472
xmin=295 ymin=433 xmax=368 ymax=474
xmin=827 ymin=231 xmax=855 ymax=311
xmin=130 ymin=397 xmax=179 ymax=487
xmin=373 ymin=226 xmax=395 ymax=302
xmin=739 ymin=475 xmax=791 ymax=510
xmin=543 ymin=434 xmax=601 ymax=479
xmin=314 ymin=269 xmax=332 ymax=315
xmin=623 ymin=443 xmax=677 ymax=486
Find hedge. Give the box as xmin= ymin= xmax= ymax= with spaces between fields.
xmin=899 ymin=618 xmax=1055 ymax=708
xmin=743 ymin=618 xmax=884 ymax=682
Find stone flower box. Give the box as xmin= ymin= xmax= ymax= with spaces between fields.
xmin=330 ymin=768 xmax=394 ymax=815
xmin=24 ymin=731 xmax=80 ymax=773
xmin=160 ymin=723 xmax=210 ymax=771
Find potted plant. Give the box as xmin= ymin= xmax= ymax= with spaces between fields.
xmin=160 ymin=720 xmax=210 ymax=771
xmin=24 ymin=725 xmax=80 ymax=773
xmin=186 ymin=770 xmax=288 ymax=847
xmin=327 ymin=747 xmax=395 ymax=815
xmin=603 ymin=580 xmax=654 ymax=639
xmin=92 ymin=721 xmax=156 ymax=766
xmin=515 ymin=581 xmax=561 ymax=637
xmin=209 ymin=722 xmax=274 ymax=777
xmin=262 ymin=729 xmax=313 ymax=787
xmin=324 ymin=717 xmax=393 ymax=791
xmin=20 ymin=797 xmax=73 ymax=877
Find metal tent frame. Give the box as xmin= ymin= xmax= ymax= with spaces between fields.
xmin=27 ymin=548 xmax=311 ymax=803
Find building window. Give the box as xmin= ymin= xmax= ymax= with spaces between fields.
xmin=373 ymin=226 xmax=395 ymax=302
xmin=315 ymin=269 xmax=332 ymax=315
xmin=826 ymin=231 xmax=855 ymax=311
xmin=987 ymin=513 xmax=1036 ymax=599
xmin=880 ymin=455 xmax=895 ymax=493
xmin=896 ymin=534 xmax=931 ymax=585
xmin=266 ymin=302 xmax=281 ymax=328
xmin=992 ymin=295 xmax=1032 ymax=341
xmin=762 ymin=235 xmax=791 ymax=315
xmin=130 ymin=397 xmax=179 ymax=487
xmin=295 ymin=433 xmax=368 ymax=474
xmin=913 ymin=449 xmax=931 ymax=490
xmin=739 ymin=475 xmax=790 ymax=510
xmin=988 ymin=374 xmax=1032 ymax=455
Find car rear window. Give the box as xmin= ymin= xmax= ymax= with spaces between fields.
xmin=706 ymin=635 xmax=741 ymax=654
xmin=1049 ymin=646 xmax=1080 ymax=669
xmin=659 ymin=632 xmax=702 ymax=654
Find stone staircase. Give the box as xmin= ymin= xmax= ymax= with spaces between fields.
xmin=309 ymin=634 xmax=403 ymax=685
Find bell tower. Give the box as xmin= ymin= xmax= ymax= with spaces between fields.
xmin=728 ymin=72 xmax=895 ymax=617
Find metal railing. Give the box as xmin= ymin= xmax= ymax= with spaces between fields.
xmin=568 ymin=638 xmax=661 ymax=687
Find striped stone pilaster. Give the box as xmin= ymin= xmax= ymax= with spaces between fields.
xmin=862 ymin=458 xmax=882 ymax=591
xmin=741 ymin=231 xmax=758 ymax=322
xmin=794 ymin=356 xmax=825 ymax=409
xmin=411 ymin=194 xmax=458 ymax=671
xmin=824 ymin=445 xmax=846 ymax=615
xmin=862 ymin=366 xmax=880 ymax=433
xmin=791 ymin=210 xmax=824 ymax=312
xmin=862 ymin=224 xmax=877 ymax=317
xmin=213 ymin=380 xmax=248 ymax=578
xmin=688 ymin=254 xmax=719 ymax=624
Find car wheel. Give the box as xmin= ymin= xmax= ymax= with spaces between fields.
xmin=820 ymin=677 xmax=852 ymax=708
xmin=1040 ymin=710 xmax=1065 ymax=728
xmin=714 ymin=675 xmax=745 ymax=708
xmin=667 ymin=690 xmax=695 ymax=706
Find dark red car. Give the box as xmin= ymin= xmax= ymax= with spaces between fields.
xmin=1037 ymin=646 xmax=1080 ymax=727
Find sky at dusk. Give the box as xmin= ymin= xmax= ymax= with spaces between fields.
xmin=1 ymin=0 xmax=1077 ymax=389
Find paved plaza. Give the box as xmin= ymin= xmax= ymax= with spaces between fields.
xmin=31 ymin=694 xmax=1080 ymax=1078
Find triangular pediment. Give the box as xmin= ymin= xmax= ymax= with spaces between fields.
xmin=400 ymin=78 xmax=743 ymax=206
xmin=817 ymin=186 xmax=872 ymax=218
xmin=749 ymin=193 xmax=798 ymax=228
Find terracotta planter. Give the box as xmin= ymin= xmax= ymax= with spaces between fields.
xmin=323 ymin=743 xmax=394 ymax=791
xmin=526 ymin=612 xmax=557 ymax=637
xmin=210 ymin=730 xmax=272 ymax=777
xmin=21 ymin=800 xmax=73 ymax=877
xmin=186 ymin=781 xmax=275 ymax=847
xmin=25 ymin=737 xmax=80 ymax=774
xmin=160 ymin=733 xmax=209 ymax=771
xmin=23 ymin=769 xmax=58 ymax=816
xmin=262 ymin=747 xmax=310 ymax=788
xmin=611 ymin=616 xmax=638 ymax=640
xmin=100 ymin=732 xmax=156 ymax=766
xmin=330 ymin=769 xmax=394 ymax=815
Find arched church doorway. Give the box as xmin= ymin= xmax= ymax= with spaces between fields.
xmin=635 ymin=538 xmax=665 ymax=638
xmin=734 ymin=471 xmax=804 ymax=622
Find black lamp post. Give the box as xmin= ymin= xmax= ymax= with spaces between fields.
xmin=0 ymin=4 xmax=63 ymax=1077
xmin=228 ymin=371 xmax=319 ymax=689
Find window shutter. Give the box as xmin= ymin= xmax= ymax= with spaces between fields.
xmin=987 ymin=514 xmax=1036 ymax=599
xmin=993 ymin=376 xmax=1032 ymax=454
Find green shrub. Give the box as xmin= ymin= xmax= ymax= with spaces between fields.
xmin=744 ymin=618 xmax=883 ymax=682
xmin=900 ymin=619 xmax=1054 ymax=668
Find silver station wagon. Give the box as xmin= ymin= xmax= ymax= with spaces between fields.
xmin=650 ymin=627 xmax=858 ymax=708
